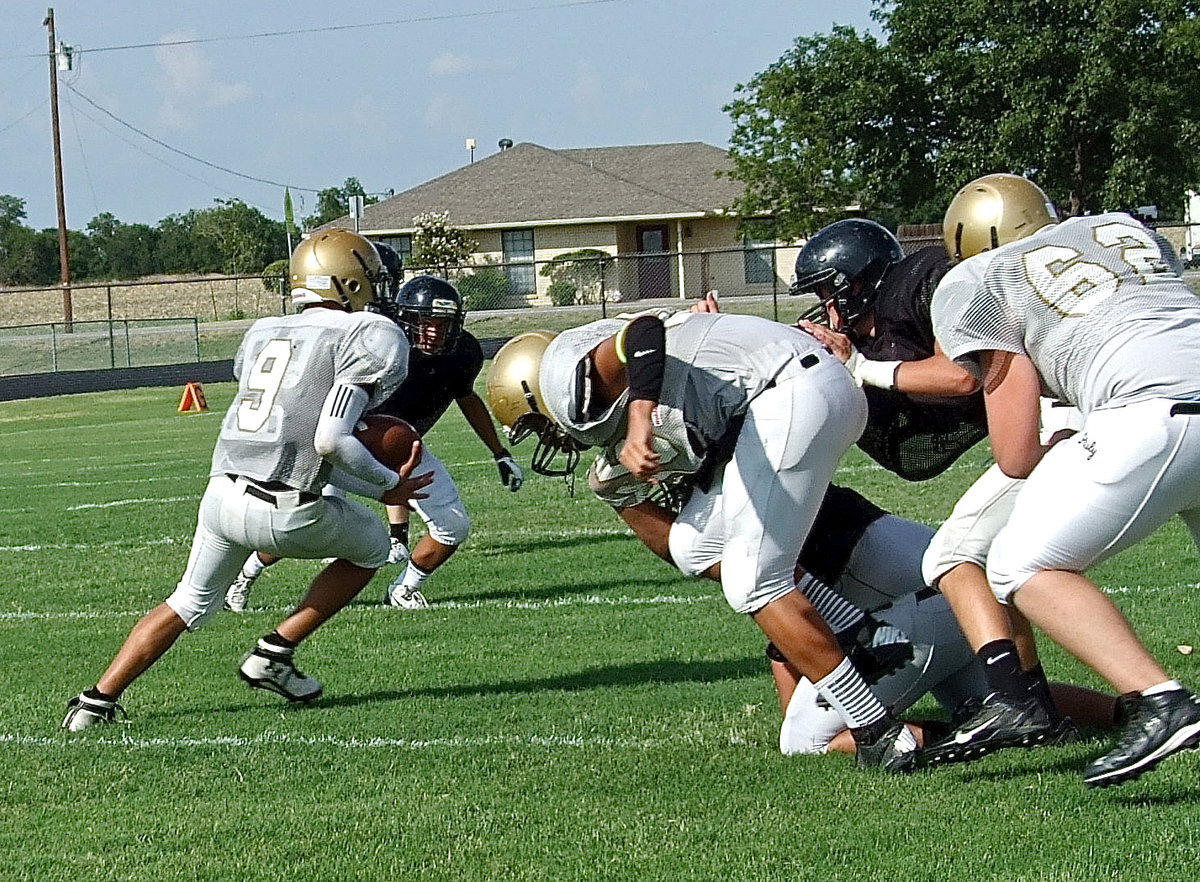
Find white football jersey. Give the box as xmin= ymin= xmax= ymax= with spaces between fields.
xmin=540 ymin=312 xmax=824 ymax=459
xmin=933 ymin=213 xmax=1200 ymax=414
xmin=210 ymin=309 xmax=409 ymax=492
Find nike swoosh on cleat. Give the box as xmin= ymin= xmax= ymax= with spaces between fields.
xmin=953 ymin=714 xmax=1002 ymax=744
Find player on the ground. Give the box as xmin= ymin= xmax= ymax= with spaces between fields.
xmin=63 ymin=229 xmax=432 ymax=730
xmin=791 ymin=217 xmax=1078 ymax=762
xmin=223 ymin=272 xmax=523 ymax=612
xmin=488 ymin=317 xmax=920 ymax=772
xmin=930 ymin=172 xmax=1200 ymax=786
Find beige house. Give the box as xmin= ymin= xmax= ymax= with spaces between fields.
xmin=326 ymin=141 xmax=792 ymax=305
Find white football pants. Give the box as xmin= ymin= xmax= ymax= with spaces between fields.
xmin=166 ymin=475 xmax=389 ymax=628
xmin=990 ymin=398 xmax=1200 ymax=602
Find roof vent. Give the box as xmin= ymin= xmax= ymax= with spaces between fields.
xmin=498 ymin=138 xmax=513 ymax=151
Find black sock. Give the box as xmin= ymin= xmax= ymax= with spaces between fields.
xmin=85 ymin=687 xmax=116 ymax=703
xmin=389 ymin=522 xmax=409 ymax=545
xmin=262 ymin=630 xmax=297 ymax=651
xmin=1023 ymin=663 xmax=1057 ymax=719
xmin=977 ymin=639 xmax=1026 ymax=701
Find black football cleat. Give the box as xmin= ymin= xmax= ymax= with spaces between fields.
xmin=920 ymin=692 xmax=1076 ymax=767
xmin=853 ymin=716 xmax=919 ymax=773
xmin=1084 ymin=689 xmax=1200 ymax=788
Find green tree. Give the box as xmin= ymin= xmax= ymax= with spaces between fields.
xmin=0 ymin=226 xmax=58 ymax=286
xmin=193 ymin=199 xmax=286 ymax=275
xmin=726 ymin=0 xmax=1200 ymax=234
xmin=303 ymin=177 xmax=379 ymax=230
xmin=0 ymin=194 xmax=27 ymax=232
xmin=156 ymin=210 xmax=221 ymax=274
xmin=85 ymin=212 xmax=159 ymax=280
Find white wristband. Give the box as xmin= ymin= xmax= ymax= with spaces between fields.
xmin=854 ymin=358 xmax=901 ymax=390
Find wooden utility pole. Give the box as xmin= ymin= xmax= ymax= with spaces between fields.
xmin=44 ymin=7 xmax=72 ymax=329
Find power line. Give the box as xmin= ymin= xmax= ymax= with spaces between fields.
xmin=0 ymin=98 xmax=46 ymax=137
xmin=65 ymin=94 xmax=279 ymax=216
xmin=0 ymin=0 xmax=627 ymax=61
xmin=65 ymin=84 xmax=323 ymax=193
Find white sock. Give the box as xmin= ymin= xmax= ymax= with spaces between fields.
xmin=1142 ymin=680 xmax=1185 ymax=697
xmin=813 ymin=657 xmax=887 ymax=729
xmin=399 ymin=563 xmax=431 ymax=593
xmin=242 ymin=552 xmax=268 ymax=579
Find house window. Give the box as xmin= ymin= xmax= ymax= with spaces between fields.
xmin=502 ymin=228 xmax=536 ymax=296
xmin=377 ymin=235 xmax=412 ymax=270
xmin=743 ymin=220 xmax=775 ymax=284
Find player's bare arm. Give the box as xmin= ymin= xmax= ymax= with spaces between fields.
xmin=980 ymin=350 xmax=1044 ymax=478
xmin=893 ymin=343 xmax=980 ymax=397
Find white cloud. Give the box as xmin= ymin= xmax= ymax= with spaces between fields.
xmin=571 ymin=61 xmax=604 ymax=123
xmin=423 ymin=93 xmax=471 ymax=133
xmin=154 ymin=31 xmax=251 ymax=131
xmin=429 ymin=52 xmax=473 ymax=77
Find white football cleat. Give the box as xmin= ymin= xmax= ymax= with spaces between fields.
xmin=62 ymin=693 xmax=124 ymax=731
xmin=238 ymin=643 xmax=322 ymax=702
xmin=386 ymin=537 xmax=411 ymax=566
xmin=385 ymin=578 xmax=429 ymax=610
xmin=224 ymin=570 xmax=259 ymax=612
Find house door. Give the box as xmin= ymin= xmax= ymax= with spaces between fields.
xmin=636 ymin=225 xmax=670 ymax=299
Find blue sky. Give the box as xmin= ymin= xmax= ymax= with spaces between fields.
xmin=0 ymin=1 xmax=877 ymax=230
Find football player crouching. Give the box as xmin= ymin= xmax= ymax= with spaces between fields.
xmin=488 ymin=318 xmax=921 ymax=772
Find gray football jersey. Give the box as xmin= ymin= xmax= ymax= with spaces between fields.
xmin=210 ymin=309 xmax=409 ymax=492
xmin=933 ymin=213 xmax=1200 ymax=414
xmin=541 ymin=312 xmax=824 ymax=461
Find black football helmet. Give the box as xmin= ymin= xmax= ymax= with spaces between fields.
xmin=394 ymin=275 xmax=465 ymax=355
xmin=790 ymin=219 xmax=905 ymax=334
xmin=373 ymin=242 xmax=404 ymax=301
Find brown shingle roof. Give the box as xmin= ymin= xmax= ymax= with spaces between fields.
xmin=329 ymin=141 xmax=742 ymax=233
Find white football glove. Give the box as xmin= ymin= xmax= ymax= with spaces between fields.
xmin=495 ymin=451 xmax=524 ymax=491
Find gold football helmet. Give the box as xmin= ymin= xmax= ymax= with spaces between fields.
xmin=943 ymin=174 xmax=1058 ymax=261
xmin=486 ymin=330 xmax=588 ymax=476
xmin=290 ymin=228 xmax=383 ymax=311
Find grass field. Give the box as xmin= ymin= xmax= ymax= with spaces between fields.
xmin=5 ymin=379 xmax=1200 ymax=882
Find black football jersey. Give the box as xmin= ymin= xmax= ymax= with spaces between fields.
xmin=375 ymin=331 xmax=484 ymax=435
xmin=855 ymin=246 xmax=987 ymax=480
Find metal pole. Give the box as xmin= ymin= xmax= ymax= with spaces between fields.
xmin=107 ymin=286 xmax=115 ymax=367
xmin=44 ymin=8 xmax=73 ymax=331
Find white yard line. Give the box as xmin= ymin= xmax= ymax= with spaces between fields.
xmin=0 ymin=592 xmax=715 ymax=623
xmin=2 ymin=731 xmax=687 ymax=751
xmin=0 ymin=524 xmax=632 ymax=553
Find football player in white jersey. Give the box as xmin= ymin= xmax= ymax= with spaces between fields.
xmin=930 ymin=173 xmax=1200 ymax=786
xmin=792 ymin=219 xmax=1081 ymax=764
xmin=488 ymin=314 xmax=921 ymax=772
xmin=63 ymin=229 xmax=433 ymax=731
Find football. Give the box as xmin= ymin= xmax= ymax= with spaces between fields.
xmin=354 ymin=414 xmax=422 ymax=469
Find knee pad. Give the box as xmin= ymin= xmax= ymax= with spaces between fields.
xmin=984 ymin=534 xmax=1026 ymax=605
xmin=668 ymin=519 xmax=721 ymax=578
xmin=165 ymin=583 xmax=222 ymax=630
xmin=423 ymin=503 xmax=470 ymax=546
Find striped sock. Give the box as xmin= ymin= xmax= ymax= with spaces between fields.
xmin=813 ymin=657 xmax=887 ymax=729
xmin=796 ymin=572 xmax=865 ymax=635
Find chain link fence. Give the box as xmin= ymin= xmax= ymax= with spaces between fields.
xmin=4 ymin=225 xmax=1197 ymax=377
xmin=0 ymin=318 xmax=201 ymax=376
